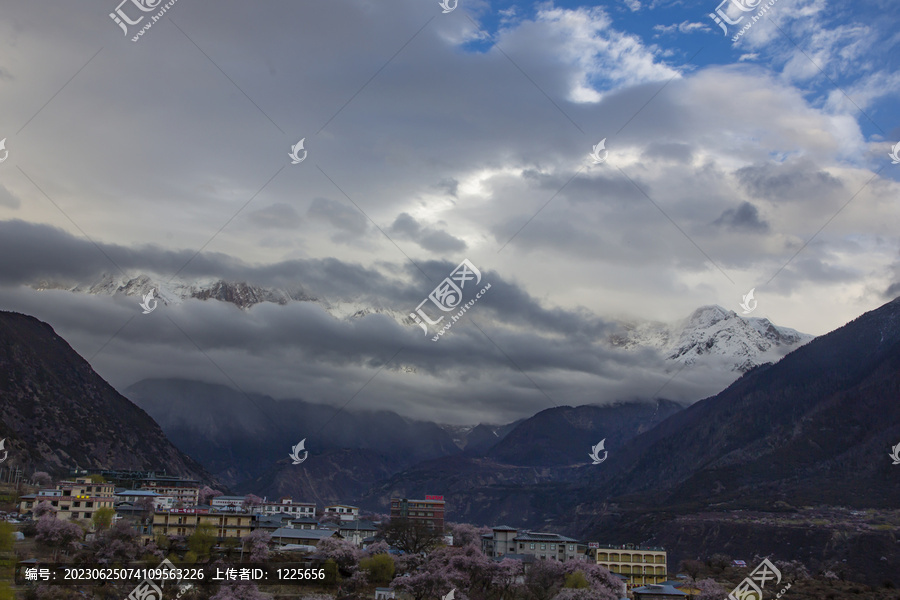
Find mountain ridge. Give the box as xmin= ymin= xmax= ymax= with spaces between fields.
xmin=0 ymin=311 xmax=213 ymax=482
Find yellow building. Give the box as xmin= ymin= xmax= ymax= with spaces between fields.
xmin=18 ymin=478 xmax=115 ymax=525
xmin=593 ymin=544 xmax=667 ymax=587
xmin=152 ymin=509 xmax=252 ymax=540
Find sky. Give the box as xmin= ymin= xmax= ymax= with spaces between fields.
xmin=0 ymin=0 xmax=898 ymax=424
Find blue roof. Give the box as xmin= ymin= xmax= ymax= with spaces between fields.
xmin=272 ymin=528 xmax=338 ymax=540
xmin=116 ymin=490 xmax=159 ymax=496
xmin=633 ymin=584 xmax=686 ymax=596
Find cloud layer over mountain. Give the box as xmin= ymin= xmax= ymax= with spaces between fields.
xmin=0 ymin=0 xmax=898 ymax=422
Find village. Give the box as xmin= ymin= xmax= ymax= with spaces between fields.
xmin=0 ymin=470 xmax=886 ymax=599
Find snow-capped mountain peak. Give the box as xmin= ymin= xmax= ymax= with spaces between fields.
xmin=611 ymin=304 xmax=814 ymax=373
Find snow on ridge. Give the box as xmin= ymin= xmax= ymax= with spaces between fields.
xmin=611 ymin=304 xmax=814 ymax=373
xmin=33 ymin=274 xmax=814 ymax=375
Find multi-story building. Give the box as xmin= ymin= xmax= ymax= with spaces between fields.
xmin=211 ymin=496 xmax=247 ymax=511
xmin=592 ymin=544 xmax=667 ymax=587
xmin=337 ymin=520 xmax=379 ymax=546
xmin=323 ymin=504 xmax=359 ymax=521
xmin=114 ymin=489 xmax=175 ymax=511
xmin=260 ymin=497 xmax=316 ymax=517
xmin=389 ymin=496 xmax=445 ymax=532
xmin=135 ymin=475 xmax=200 ymax=507
xmin=18 ymin=489 xmax=59 ymax=515
xmin=18 ymin=478 xmax=115 ymax=525
xmin=270 ymin=527 xmax=342 ymax=548
xmin=482 ymin=526 xmax=585 ymax=562
xmin=151 ymin=508 xmax=252 ymax=540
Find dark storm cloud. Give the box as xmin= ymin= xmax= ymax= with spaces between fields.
xmin=712 ymin=201 xmax=769 ymax=232
xmin=1 ymin=0 xmax=897 ymax=422
xmin=883 ymin=252 xmax=900 ymax=300
xmin=0 ymin=219 xmax=407 ymax=302
xmin=0 ymin=219 xmax=607 ymax=339
xmin=434 ymin=178 xmax=459 ymax=198
xmin=388 ymin=213 xmax=467 ymax=254
xmin=247 ymin=203 xmax=303 ymax=229
xmin=641 ymin=142 xmax=694 ymax=164
xmin=736 ymin=159 xmax=844 ymax=203
xmin=307 ymin=197 xmax=370 ymax=243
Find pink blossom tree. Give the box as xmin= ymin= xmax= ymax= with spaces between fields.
xmin=448 ymin=523 xmax=491 ymax=547
xmin=524 ymin=558 xmax=567 ymax=600
xmin=443 ymin=544 xmax=498 ymax=600
xmin=562 ymin=561 xmax=624 ymax=600
xmin=241 ymin=494 xmax=263 ymax=512
xmin=363 ymin=540 xmax=391 ymax=556
xmin=346 ymin=568 xmax=369 ymax=592
xmin=391 ymin=569 xmax=453 ymax=600
xmin=553 ymin=589 xmax=595 ymax=600
xmin=242 ymin=529 xmax=270 ymax=561
xmin=210 ymin=582 xmax=266 ymax=600
xmin=199 ymin=486 xmax=224 ymax=506
xmin=31 ymin=472 xmax=52 ymax=487
xmin=32 ymin=500 xmax=57 ymax=519
xmin=36 ymin=517 xmax=84 ymax=559
xmin=316 ymin=536 xmax=361 ymax=575
xmin=494 ymin=558 xmax=525 ymax=600
xmin=692 ymin=578 xmax=726 ymax=600
xmin=89 ymin=521 xmax=143 ymax=564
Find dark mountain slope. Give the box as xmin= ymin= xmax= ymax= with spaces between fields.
xmin=584 ymin=296 xmax=900 ymax=508
xmin=0 ymin=312 xmax=210 ymax=480
xmin=125 ymin=378 xmax=461 ymax=495
xmin=357 ymin=400 xmax=685 ymax=524
xmin=557 ymin=297 xmax=900 ymax=586
xmin=487 ymin=400 xmax=685 ymax=467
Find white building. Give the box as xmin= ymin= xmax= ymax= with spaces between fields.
xmin=337 ymin=520 xmax=379 ymax=546
xmin=324 ymin=504 xmax=359 ymax=521
xmin=259 ymin=497 xmax=316 ymax=517
xmin=115 ymin=490 xmax=174 ymax=511
xmin=211 ymin=496 xmax=247 ymax=510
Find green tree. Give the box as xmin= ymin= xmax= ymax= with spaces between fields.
xmin=360 ymin=553 xmax=395 ymax=584
xmin=91 ymin=507 xmax=115 ymax=531
xmin=0 ymin=522 xmax=14 ymax=600
xmin=322 ymin=558 xmax=340 ymax=586
xmin=564 ymin=571 xmax=589 ymax=589
xmin=188 ymin=523 xmax=217 ymax=558
xmin=87 ymin=474 xmax=106 ymax=483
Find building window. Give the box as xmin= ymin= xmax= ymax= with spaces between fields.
xmin=530 ymin=543 xmax=535 ymax=550
xmin=73 ymin=502 xmax=81 ymax=508
xmin=568 ymin=545 xmax=574 ymax=551
xmin=550 ymin=544 xmax=556 ymax=550
xmin=540 ymin=544 xmax=546 ymax=550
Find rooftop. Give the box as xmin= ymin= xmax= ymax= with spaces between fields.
xmin=595 ymin=544 xmax=666 ymax=551
xmin=515 ymin=532 xmax=579 ymax=543
xmin=632 ymin=584 xmax=686 ymax=596
xmin=271 ymin=528 xmax=339 ymax=540
xmin=338 ymin=520 xmax=379 ymax=531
